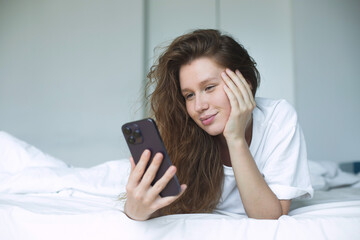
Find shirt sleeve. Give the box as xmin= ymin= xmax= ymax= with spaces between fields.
xmin=261 ymin=101 xmax=314 ymax=200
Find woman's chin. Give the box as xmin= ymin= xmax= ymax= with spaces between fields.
xmin=203 ymin=126 xmax=225 ymax=136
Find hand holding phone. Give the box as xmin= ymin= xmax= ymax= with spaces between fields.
xmin=122 ymin=118 xmax=186 ymax=220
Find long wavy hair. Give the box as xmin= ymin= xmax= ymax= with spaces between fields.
xmin=146 ymin=29 xmax=260 ymax=215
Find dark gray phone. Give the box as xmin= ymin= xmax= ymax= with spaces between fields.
xmin=122 ymin=118 xmax=181 ymax=197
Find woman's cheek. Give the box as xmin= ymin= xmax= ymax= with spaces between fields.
xmin=186 ymin=102 xmax=195 ymax=120
xmin=220 ymin=92 xmax=232 ymax=123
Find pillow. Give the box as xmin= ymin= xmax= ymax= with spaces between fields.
xmin=0 ymin=131 xmax=68 ymax=174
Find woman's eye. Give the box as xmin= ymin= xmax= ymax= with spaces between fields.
xmin=205 ymin=85 xmax=215 ymax=91
xmin=185 ymin=93 xmax=194 ymax=100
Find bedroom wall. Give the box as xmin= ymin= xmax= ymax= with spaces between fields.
xmin=146 ymin=0 xmax=217 ymax=72
xmin=293 ymin=0 xmax=360 ymax=162
xmin=219 ymin=0 xmax=295 ymax=105
xmin=1 ymin=0 xmax=358 ymax=167
xmin=147 ymin=0 xmax=360 ymax=163
xmin=146 ymin=0 xmax=296 ymax=105
xmin=0 ymin=0 xmax=144 ymax=167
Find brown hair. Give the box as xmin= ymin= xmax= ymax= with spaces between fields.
xmin=146 ymin=29 xmax=260 ymax=215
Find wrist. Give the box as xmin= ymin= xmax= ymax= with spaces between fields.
xmin=124 ymin=202 xmax=150 ymax=221
xmin=226 ymin=136 xmax=248 ymax=148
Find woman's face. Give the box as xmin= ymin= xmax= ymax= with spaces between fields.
xmin=179 ymin=57 xmax=231 ymax=136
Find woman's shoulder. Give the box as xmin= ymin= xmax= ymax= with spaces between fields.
xmin=255 ymin=97 xmax=294 ymax=110
xmin=254 ymin=97 xmax=298 ymax=126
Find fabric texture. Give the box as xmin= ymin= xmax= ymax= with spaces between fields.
xmin=216 ymin=98 xmax=314 ymax=214
xmin=1 ymin=131 xmax=360 ymax=240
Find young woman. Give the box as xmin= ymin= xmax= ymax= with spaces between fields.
xmin=124 ymin=29 xmax=313 ymax=221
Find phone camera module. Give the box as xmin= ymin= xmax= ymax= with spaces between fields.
xmin=128 ymin=135 xmax=136 ymax=144
xmin=133 ymin=129 xmax=142 ymax=138
xmin=124 ymin=126 xmax=132 ymax=135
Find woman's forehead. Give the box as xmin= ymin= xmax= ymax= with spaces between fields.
xmin=179 ymin=57 xmax=225 ymax=87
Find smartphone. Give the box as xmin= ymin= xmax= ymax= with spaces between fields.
xmin=121 ymin=118 xmax=181 ymax=197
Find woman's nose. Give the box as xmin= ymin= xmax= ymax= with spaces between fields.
xmin=195 ymin=94 xmax=209 ymax=112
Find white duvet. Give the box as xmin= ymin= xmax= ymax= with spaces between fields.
xmin=1 ymin=131 xmax=360 ymax=240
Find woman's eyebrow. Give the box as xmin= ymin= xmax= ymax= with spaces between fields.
xmin=181 ymin=78 xmax=219 ymax=93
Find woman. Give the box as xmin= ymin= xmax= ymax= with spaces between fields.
xmin=124 ymin=29 xmax=313 ymax=221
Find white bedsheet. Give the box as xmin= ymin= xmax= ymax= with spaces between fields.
xmin=1 ymin=193 xmax=360 ymax=240
xmin=1 ymin=131 xmax=360 ymax=240
xmin=308 ymin=159 xmax=360 ymax=190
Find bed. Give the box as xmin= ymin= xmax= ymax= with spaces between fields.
xmin=1 ymin=131 xmax=360 ymax=240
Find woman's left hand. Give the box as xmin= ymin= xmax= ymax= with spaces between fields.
xmin=221 ymin=68 xmax=256 ymax=142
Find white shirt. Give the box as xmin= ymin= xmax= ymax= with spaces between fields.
xmin=215 ymin=98 xmax=314 ymax=215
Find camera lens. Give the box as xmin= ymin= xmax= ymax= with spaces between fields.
xmin=128 ymin=135 xmax=136 ymax=144
xmin=133 ymin=129 xmax=142 ymax=138
xmin=124 ymin=126 xmax=132 ymax=135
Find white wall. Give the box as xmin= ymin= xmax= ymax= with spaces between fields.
xmin=0 ymin=0 xmax=144 ymax=167
xmin=147 ymin=0 xmax=360 ymax=163
xmin=1 ymin=0 xmax=359 ymax=166
xmin=293 ymin=0 xmax=360 ymax=162
xmin=220 ymin=0 xmax=295 ymax=105
xmin=146 ymin=0 xmax=217 ymax=70
xmin=147 ymin=0 xmax=296 ymax=105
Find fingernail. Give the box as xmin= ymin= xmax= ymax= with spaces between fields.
xmin=221 ymin=72 xmax=227 ymax=77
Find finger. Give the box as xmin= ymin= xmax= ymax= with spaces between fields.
xmin=234 ymin=70 xmax=252 ymax=97
xmin=128 ymin=150 xmax=151 ymax=187
xmin=149 ymin=165 xmax=177 ymax=197
xmin=223 ymin=77 xmax=241 ymax=111
xmin=126 ymin=157 xmax=137 ymax=191
xmin=129 ymin=157 xmax=136 ymax=172
xmin=154 ymin=184 xmax=187 ymax=210
xmin=235 ymin=69 xmax=256 ymax=107
xmin=221 ymin=71 xmax=246 ymax=108
xmin=148 ymin=164 xmax=178 ymax=200
xmin=234 ymin=70 xmax=253 ymax=97
xmin=223 ymin=84 xmax=238 ymax=107
xmin=138 ymin=152 xmax=163 ymax=191
xmin=225 ymin=69 xmax=252 ymax=105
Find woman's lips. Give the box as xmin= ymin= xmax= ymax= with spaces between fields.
xmin=201 ymin=114 xmax=217 ymax=126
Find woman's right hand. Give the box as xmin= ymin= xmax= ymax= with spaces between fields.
xmin=124 ymin=149 xmax=187 ymax=221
